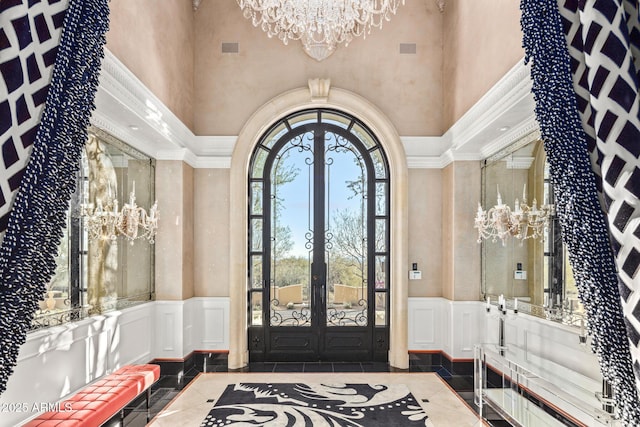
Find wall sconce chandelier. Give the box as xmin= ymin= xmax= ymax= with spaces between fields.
xmin=475 ymin=185 xmax=554 ymax=245
xmin=81 ymin=182 xmax=158 ymax=244
xmin=235 ymin=0 xmax=406 ymax=61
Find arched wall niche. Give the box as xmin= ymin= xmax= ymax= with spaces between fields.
xmin=228 ymin=82 xmax=409 ymax=369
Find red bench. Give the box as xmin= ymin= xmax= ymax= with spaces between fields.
xmin=22 ymin=364 xmax=160 ymax=427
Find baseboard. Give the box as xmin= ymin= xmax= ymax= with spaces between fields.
xmin=409 ymin=350 xmax=474 ymax=376
xmin=150 ymin=350 xmax=229 ymax=376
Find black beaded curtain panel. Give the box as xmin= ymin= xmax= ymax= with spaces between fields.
xmin=521 ymin=0 xmax=640 ymax=424
xmin=0 ymin=0 xmax=109 ymax=394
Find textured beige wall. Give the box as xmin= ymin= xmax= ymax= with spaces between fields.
xmin=106 ymin=0 xmax=194 ymax=129
xmin=182 ymin=163 xmax=195 ymax=299
xmin=194 ymin=169 xmax=230 ymax=297
xmin=442 ymin=161 xmax=482 ymax=300
xmin=442 ymin=165 xmax=454 ymax=299
xmin=408 ymin=169 xmax=443 ymax=297
xmin=193 ymin=0 xmax=443 ymax=136
xmin=105 ymin=0 xmax=523 ymax=137
xmin=154 ymin=160 xmax=194 ymax=300
xmin=442 ymin=0 xmax=524 ymax=130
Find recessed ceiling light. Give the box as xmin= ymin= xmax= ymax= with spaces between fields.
xmin=498 ymin=126 xmax=510 ymax=132
xmin=129 ymin=125 xmax=139 ymax=131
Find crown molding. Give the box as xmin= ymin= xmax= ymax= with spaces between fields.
xmin=193 ymin=136 xmax=237 ymax=156
xmin=95 ymin=50 xmax=191 ymax=155
xmin=479 ymin=116 xmax=540 ymax=160
xmin=155 ymin=148 xmax=198 ymax=166
xmin=506 ymin=156 xmax=535 ymax=169
xmin=406 ymin=156 xmax=446 ymax=168
xmin=485 ymin=128 xmax=542 ymax=165
xmin=439 ymin=149 xmax=483 ymax=168
xmin=445 ymin=58 xmax=538 ymax=157
xmin=93 ymin=50 xmax=538 ymax=170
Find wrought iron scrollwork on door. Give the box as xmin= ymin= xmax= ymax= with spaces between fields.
xmin=327 ymin=298 xmax=368 ymax=326
xmin=270 ymin=297 xmax=311 ymax=327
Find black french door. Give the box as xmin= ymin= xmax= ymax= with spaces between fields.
xmin=248 ymin=109 xmax=389 ymax=362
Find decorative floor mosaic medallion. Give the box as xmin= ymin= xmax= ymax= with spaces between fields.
xmin=200 ymin=382 xmax=433 ymax=426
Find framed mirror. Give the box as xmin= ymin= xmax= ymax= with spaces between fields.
xmin=480 ymin=138 xmax=584 ymax=326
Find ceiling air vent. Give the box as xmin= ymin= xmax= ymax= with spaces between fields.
xmin=222 ymin=42 xmax=239 ymax=54
xmin=399 ymin=43 xmax=416 ymax=54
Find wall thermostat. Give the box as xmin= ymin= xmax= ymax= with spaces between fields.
xmin=409 ymin=270 xmax=422 ymax=280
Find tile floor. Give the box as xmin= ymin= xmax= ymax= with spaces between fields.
xmin=149 ymin=372 xmax=481 ymax=426
xmin=113 ymin=353 xmax=511 ymax=427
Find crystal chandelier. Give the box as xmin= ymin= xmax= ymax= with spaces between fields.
xmin=236 ymin=0 xmax=405 ymax=61
xmin=475 ymin=185 xmax=554 ymax=245
xmin=81 ymin=182 xmax=159 ymax=245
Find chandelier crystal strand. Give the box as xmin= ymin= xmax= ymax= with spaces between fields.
xmin=236 ymin=0 xmax=405 ymax=61
xmin=475 ymin=185 xmax=554 ymax=246
xmin=81 ymin=181 xmax=158 ymax=245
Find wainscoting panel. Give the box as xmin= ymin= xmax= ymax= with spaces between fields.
xmin=3 ymin=297 xmax=603 ymax=426
xmin=481 ymin=305 xmax=603 ymax=402
xmin=521 ymin=319 xmax=600 ymax=381
xmin=190 ymin=297 xmax=230 ymax=351
xmin=408 ymin=298 xmax=485 ymax=358
xmin=112 ymin=306 xmax=153 ymax=367
xmin=86 ymin=328 xmax=110 ymax=381
xmin=442 ymin=301 xmax=452 ymax=355
xmin=450 ymin=302 xmax=484 ymax=357
xmin=0 ymin=302 xmax=154 ymax=427
xmin=153 ymin=301 xmax=185 ymax=358
xmin=447 ymin=301 xmax=483 ymax=359
xmin=183 ymin=299 xmax=195 ymax=356
xmin=407 ymin=298 xmax=441 ymax=350
xmin=481 ymin=309 xmax=600 ymax=381
xmin=410 ymin=308 xmax=436 ymax=345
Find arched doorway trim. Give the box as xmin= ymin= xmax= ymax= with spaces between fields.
xmin=229 ymin=82 xmax=409 ymax=369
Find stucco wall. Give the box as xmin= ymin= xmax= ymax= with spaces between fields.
xmin=106 ymin=0 xmax=194 ymax=130
xmin=155 ymin=160 xmax=194 ymax=300
xmin=194 ymin=168 xmax=230 ymax=297
xmin=442 ymin=161 xmax=482 ymax=301
xmin=105 ymin=0 xmax=525 ymax=138
xmin=193 ymin=0 xmax=443 ymax=137
xmin=442 ymin=0 xmax=524 ymax=130
xmin=408 ymin=168 xmax=443 ymax=297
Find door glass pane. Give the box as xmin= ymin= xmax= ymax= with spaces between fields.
xmin=251 ymin=292 xmax=263 ymax=326
xmin=376 ymin=219 xmax=386 ymax=252
xmin=251 ymin=218 xmax=262 ymax=252
xmin=263 ymin=122 xmax=288 ymax=149
xmin=326 ymin=133 xmax=368 ymax=327
xmin=288 ymin=111 xmax=318 ymax=128
xmin=322 ymin=111 xmax=350 ymax=129
xmin=251 ymin=147 xmax=269 ymax=178
xmin=375 ymin=256 xmax=386 ymax=289
xmin=350 ymin=122 xmax=376 ymax=149
xmin=375 ymin=292 xmax=387 ymax=326
xmin=370 ymin=148 xmax=386 ymax=179
xmin=270 ymin=136 xmax=313 ymax=327
xmin=250 ymin=255 xmax=263 ymax=288
xmin=250 ymin=181 xmax=262 ymax=215
xmin=376 ymin=182 xmax=387 ymax=216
